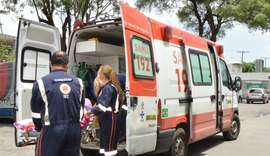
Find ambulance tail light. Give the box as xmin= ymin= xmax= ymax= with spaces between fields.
xmin=74 ymin=20 xmax=84 ymax=29
xmin=216 ymin=45 xmax=224 ymax=57
xmin=157 ymin=99 xmax=162 ymax=126
xmin=162 ymin=26 xmax=172 ymax=41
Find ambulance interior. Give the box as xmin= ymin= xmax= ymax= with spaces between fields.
xmin=69 ymin=22 xmax=127 ymax=147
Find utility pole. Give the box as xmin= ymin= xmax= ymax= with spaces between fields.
xmin=261 ymin=57 xmax=270 ymax=71
xmin=0 ymin=16 xmax=2 ymax=34
xmin=0 ymin=10 xmax=8 ymax=34
xmin=237 ymin=51 xmax=249 ymax=63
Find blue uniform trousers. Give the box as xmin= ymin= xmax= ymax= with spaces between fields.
xmin=99 ymin=111 xmax=121 ymax=154
xmin=35 ymin=123 xmax=80 ymax=156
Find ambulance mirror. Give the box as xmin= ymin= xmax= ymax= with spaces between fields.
xmin=234 ymin=76 xmax=242 ymax=91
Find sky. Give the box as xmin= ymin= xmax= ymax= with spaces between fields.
xmin=1 ymin=2 xmax=270 ymax=67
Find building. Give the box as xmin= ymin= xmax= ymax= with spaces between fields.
xmin=228 ymin=61 xmax=270 ymax=100
xmin=0 ymin=34 xmax=16 ymax=46
xmin=227 ymin=61 xmax=242 ymax=75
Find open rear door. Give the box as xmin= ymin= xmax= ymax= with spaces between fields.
xmin=120 ymin=2 xmax=157 ymax=155
xmin=14 ymin=18 xmax=61 ymax=146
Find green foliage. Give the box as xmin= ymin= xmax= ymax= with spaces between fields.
xmin=242 ymin=62 xmax=255 ymax=72
xmin=2 ymin=0 xmax=120 ymax=50
xmin=135 ymin=0 xmax=235 ymax=41
xmin=264 ymin=67 xmax=270 ymax=72
xmin=0 ymin=42 xmax=15 ymax=62
xmin=136 ymin=0 xmax=270 ymax=40
xmin=135 ymin=0 xmax=174 ymax=13
xmin=219 ymin=0 xmax=270 ymax=31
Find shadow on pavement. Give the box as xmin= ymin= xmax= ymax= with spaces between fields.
xmin=188 ymin=135 xmax=224 ymax=156
xmin=138 ymin=134 xmax=225 ymax=156
xmin=0 ymin=118 xmax=14 ymax=127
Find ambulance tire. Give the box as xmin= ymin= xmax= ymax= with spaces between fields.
xmin=169 ymin=128 xmax=188 ymax=156
xmin=222 ymin=114 xmax=240 ymax=141
xmin=80 ymin=148 xmax=99 ymax=156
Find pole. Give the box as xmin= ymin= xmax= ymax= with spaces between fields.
xmin=261 ymin=57 xmax=270 ymax=71
xmin=237 ymin=51 xmax=249 ymax=63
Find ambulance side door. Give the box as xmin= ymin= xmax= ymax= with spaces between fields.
xmin=14 ymin=18 xmax=61 ymax=146
xmin=120 ymin=2 xmax=157 ymax=155
xmin=184 ymin=47 xmax=217 ymax=141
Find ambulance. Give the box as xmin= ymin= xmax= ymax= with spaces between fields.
xmin=0 ymin=61 xmax=15 ymax=119
xmin=14 ymin=2 xmax=242 ymax=156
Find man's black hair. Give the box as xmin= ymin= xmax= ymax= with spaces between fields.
xmin=51 ymin=51 xmax=69 ymax=66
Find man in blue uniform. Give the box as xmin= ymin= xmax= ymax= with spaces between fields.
xmin=30 ymin=51 xmax=84 ymax=156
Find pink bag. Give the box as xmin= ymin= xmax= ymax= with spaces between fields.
xmin=13 ymin=119 xmax=35 ymax=132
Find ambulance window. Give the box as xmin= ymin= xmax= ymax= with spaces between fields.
xmin=220 ymin=59 xmax=230 ymax=88
xmin=21 ymin=47 xmax=51 ymax=83
xmin=131 ymin=36 xmax=154 ymax=79
xmin=189 ymin=51 xmax=212 ymax=85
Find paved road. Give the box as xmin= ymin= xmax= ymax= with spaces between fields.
xmin=188 ymin=102 xmax=270 ymax=156
xmin=1 ymin=102 xmax=270 ymax=156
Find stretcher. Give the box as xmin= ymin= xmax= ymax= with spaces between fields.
xmin=14 ymin=119 xmax=39 ymax=146
xmin=81 ymin=114 xmax=100 ymax=144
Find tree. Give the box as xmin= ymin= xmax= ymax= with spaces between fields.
xmin=242 ymin=61 xmax=255 ymax=72
xmin=2 ymin=0 xmax=119 ymax=50
xmin=135 ymin=0 xmax=236 ymax=42
xmin=0 ymin=42 xmax=15 ymax=62
xmin=218 ymin=0 xmax=270 ymax=31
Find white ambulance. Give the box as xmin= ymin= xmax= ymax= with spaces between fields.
xmin=14 ymin=2 xmax=242 ymax=156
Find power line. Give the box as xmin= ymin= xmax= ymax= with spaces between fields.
xmin=237 ymin=51 xmax=249 ymax=63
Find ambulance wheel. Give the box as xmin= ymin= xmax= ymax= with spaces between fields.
xmin=223 ymin=114 xmax=240 ymax=141
xmin=169 ymin=128 xmax=188 ymax=156
xmin=80 ymin=148 xmax=99 ymax=156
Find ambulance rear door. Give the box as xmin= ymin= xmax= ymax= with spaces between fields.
xmin=120 ymin=2 xmax=157 ymax=155
xmin=14 ymin=18 xmax=61 ymax=146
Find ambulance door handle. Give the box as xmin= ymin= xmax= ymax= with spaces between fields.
xmin=155 ymin=63 xmax=160 ymax=73
xmin=210 ymin=95 xmax=215 ymax=102
xmin=221 ymin=95 xmax=225 ymax=101
xmin=130 ymin=97 xmax=138 ymax=108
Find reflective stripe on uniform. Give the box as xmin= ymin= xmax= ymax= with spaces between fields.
xmin=99 ymin=149 xmax=105 ymax=154
xmin=37 ymin=79 xmax=50 ymax=125
xmin=97 ymin=104 xmax=113 ymax=112
xmin=111 ymin=84 xmax=119 ymax=113
xmin=122 ymin=105 xmax=128 ymax=110
xmin=104 ymin=150 xmax=117 ymax=156
xmin=31 ymin=112 xmax=41 ymax=118
xmin=78 ymin=78 xmax=83 ymax=102
xmin=78 ymin=78 xmax=84 ymax=120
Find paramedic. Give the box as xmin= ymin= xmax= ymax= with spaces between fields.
xmin=86 ymin=64 xmax=123 ymax=156
xmin=30 ymin=51 xmax=84 ymax=156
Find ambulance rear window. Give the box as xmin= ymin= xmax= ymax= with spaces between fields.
xmin=21 ymin=47 xmax=51 ymax=83
xmin=131 ymin=36 xmax=154 ymax=79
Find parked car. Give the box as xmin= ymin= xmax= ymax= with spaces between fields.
xmin=246 ymin=88 xmax=269 ymax=104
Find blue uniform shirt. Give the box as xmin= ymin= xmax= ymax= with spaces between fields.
xmin=31 ymin=69 xmax=84 ymax=131
xmin=91 ymin=82 xmax=117 ymax=114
